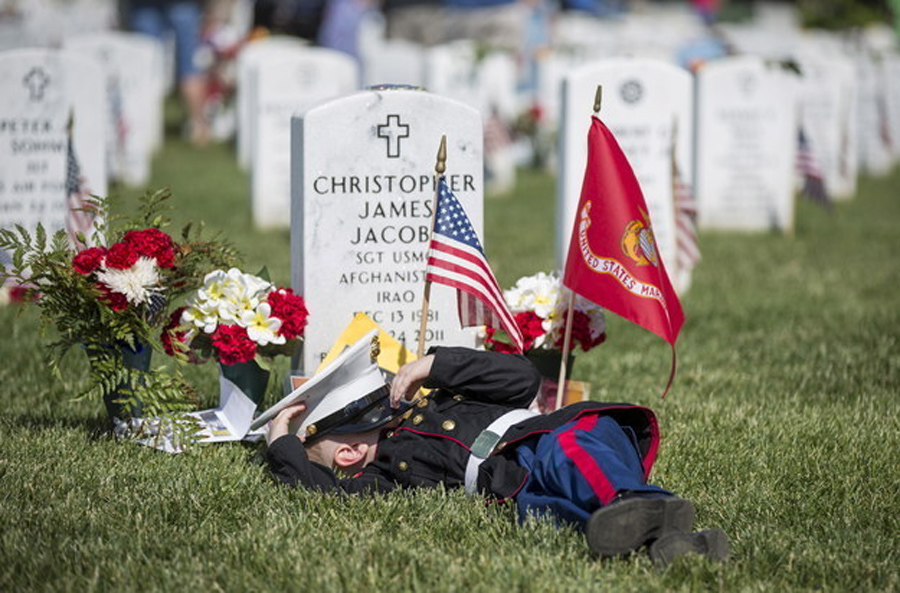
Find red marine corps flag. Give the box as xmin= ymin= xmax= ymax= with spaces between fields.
xmin=562 ymin=116 xmax=684 ymax=384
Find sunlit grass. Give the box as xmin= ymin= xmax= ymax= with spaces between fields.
xmin=2 ymin=108 xmax=899 ymax=590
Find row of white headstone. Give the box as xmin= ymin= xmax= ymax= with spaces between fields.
xmin=235 ymin=35 xmax=529 ymax=230
xmin=3 ymin=4 xmax=900 ymax=365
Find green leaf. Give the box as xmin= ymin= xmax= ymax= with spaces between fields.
xmin=254 ymin=354 xmax=274 ymax=372
xmin=35 ymin=224 xmax=46 ymax=252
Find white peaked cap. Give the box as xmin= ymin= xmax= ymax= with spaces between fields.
xmin=250 ymin=329 xmax=387 ymax=435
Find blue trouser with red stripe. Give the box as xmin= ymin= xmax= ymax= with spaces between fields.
xmin=514 ymin=413 xmax=671 ymax=529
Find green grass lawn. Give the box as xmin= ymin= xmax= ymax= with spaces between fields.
xmin=2 ymin=116 xmax=899 ymax=591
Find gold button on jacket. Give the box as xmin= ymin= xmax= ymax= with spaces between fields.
xmin=412 ymin=414 xmax=424 ymax=425
xmin=442 ymin=420 xmax=456 ymax=431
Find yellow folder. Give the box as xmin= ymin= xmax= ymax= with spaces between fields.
xmin=316 ymin=312 xmax=417 ymax=377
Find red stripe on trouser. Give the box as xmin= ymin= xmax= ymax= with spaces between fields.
xmin=557 ymin=414 xmax=618 ymax=505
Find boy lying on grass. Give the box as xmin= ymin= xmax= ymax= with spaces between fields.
xmin=265 ymin=343 xmax=728 ymax=567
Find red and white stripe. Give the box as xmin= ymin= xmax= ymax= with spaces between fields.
xmin=426 ymin=238 xmax=524 ymax=353
xmin=673 ymin=166 xmax=701 ymax=272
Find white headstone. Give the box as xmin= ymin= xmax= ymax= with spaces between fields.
xmin=425 ymin=43 xmax=520 ymax=196
xmin=425 ymin=42 xmax=519 ymax=119
xmin=881 ymin=52 xmax=900 ymax=165
xmin=695 ymin=56 xmax=798 ymax=232
xmin=362 ymin=39 xmax=425 ymax=89
xmin=558 ymin=58 xmax=694 ymax=292
xmin=795 ymin=53 xmax=858 ymax=201
xmin=64 ymin=32 xmax=166 ymax=187
xmin=235 ymin=36 xmax=309 ymax=170
xmin=855 ymin=51 xmax=893 ymax=176
xmin=4 ymin=0 xmax=115 ymax=49
xmin=251 ymin=48 xmax=358 ymax=229
xmin=292 ymin=88 xmax=483 ymax=372
xmin=0 ymin=49 xmax=107 ymax=251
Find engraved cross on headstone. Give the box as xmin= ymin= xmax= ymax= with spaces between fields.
xmin=23 ymin=67 xmax=51 ymax=102
xmin=376 ymin=114 xmax=409 ymax=158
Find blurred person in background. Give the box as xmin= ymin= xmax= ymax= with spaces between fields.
xmin=382 ymin=0 xmax=445 ymax=46
xmin=126 ymin=0 xmax=211 ymax=146
xmin=252 ymin=0 xmax=326 ymax=41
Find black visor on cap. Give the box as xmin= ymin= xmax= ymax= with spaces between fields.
xmin=304 ymin=385 xmax=411 ymax=442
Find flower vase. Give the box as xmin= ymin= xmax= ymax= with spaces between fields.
xmin=103 ymin=341 xmax=152 ymax=421
xmin=219 ymin=359 xmax=270 ymax=406
xmin=526 ymin=349 xmax=576 ymax=414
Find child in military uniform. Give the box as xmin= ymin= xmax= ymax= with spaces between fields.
xmin=265 ymin=341 xmax=728 ymax=566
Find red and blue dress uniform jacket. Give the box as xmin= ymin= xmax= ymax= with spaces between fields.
xmin=266 ymin=347 xmax=661 ymax=502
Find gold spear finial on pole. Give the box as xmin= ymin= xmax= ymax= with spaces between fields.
xmin=435 ymin=135 xmax=447 ymax=175
xmin=593 ymin=85 xmax=603 ymax=114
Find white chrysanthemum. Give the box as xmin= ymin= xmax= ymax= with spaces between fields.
xmin=241 ymin=302 xmax=285 ymax=346
xmin=96 ymin=257 xmax=161 ymax=305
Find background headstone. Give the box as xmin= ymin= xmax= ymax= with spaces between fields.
xmin=64 ymin=32 xmax=166 ymax=187
xmin=235 ymin=36 xmax=308 ymax=171
xmin=881 ymin=51 xmax=900 ymax=167
xmin=251 ymin=48 xmax=358 ymax=229
xmin=558 ymin=58 xmax=693 ymax=290
xmin=694 ymin=55 xmax=798 ymax=232
xmin=794 ymin=52 xmax=858 ymax=201
xmin=854 ymin=51 xmax=893 ymax=177
xmin=361 ymin=39 xmax=425 ymax=89
xmin=0 ymin=49 xmax=107 ymax=268
xmin=292 ymin=88 xmax=483 ymax=372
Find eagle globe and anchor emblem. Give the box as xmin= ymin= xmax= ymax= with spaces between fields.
xmin=620 ymin=209 xmax=660 ymax=267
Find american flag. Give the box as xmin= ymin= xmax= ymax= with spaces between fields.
xmin=673 ymin=159 xmax=701 ymax=274
xmin=109 ymin=75 xmax=129 ymax=156
xmin=878 ymin=92 xmax=893 ymax=151
xmin=65 ymin=115 xmax=96 ymax=249
xmin=425 ymin=177 xmax=524 ymax=353
xmin=796 ymin=126 xmax=831 ymax=208
xmin=483 ymin=108 xmax=511 ymax=157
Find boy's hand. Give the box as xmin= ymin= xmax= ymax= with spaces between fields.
xmin=389 ymin=354 xmax=434 ymax=408
xmin=266 ymin=403 xmax=307 ymax=445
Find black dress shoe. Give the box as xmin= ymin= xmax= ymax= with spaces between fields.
xmin=648 ymin=529 xmax=730 ymax=567
xmin=586 ymin=495 xmax=695 ymax=558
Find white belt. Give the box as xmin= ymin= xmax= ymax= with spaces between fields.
xmin=464 ymin=408 xmax=538 ymax=495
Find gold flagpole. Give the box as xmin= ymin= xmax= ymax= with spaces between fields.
xmin=417 ymin=135 xmax=447 ymax=359
xmin=555 ymin=86 xmax=602 ymax=411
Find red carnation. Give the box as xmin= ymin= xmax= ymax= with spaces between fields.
xmin=72 ymin=247 xmax=107 ymax=275
xmin=124 ymin=228 xmax=176 ymax=268
xmin=553 ymin=310 xmax=606 ymax=353
xmin=514 ymin=311 xmax=545 ymax=351
xmin=7 ymin=284 xmax=38 ymax=304
xmin=483 ymin=326 xmax=521 ymax=354
xmin=104 ymin=241 xmax=139 ymax=270
xmin=97 ymin=283 xmax=129 ymax=311
xmin=211 ymin=324 xmax=257 ymax=365
xmin=267 ymin=288 xmax=308 ymax=340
